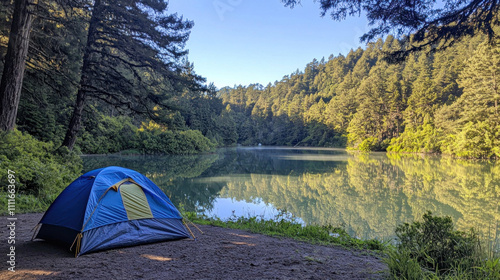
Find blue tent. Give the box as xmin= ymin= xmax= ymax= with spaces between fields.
xmin=35 ymin=166 xmax=191 ymax=256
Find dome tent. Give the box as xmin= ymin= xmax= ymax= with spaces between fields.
xmin=34 ymin=166 xmax=191 ymax=256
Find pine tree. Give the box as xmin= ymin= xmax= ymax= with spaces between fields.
xmin=283 ymin=0 xmax=500 ymax=60
xmin=347 ymin=65 xmax=388 ymax=150
xmin=0 ymin=0 xmax=34 ymax=131
xmin=404 ymin=54 xmax=436 ymax=128
xmin=62 ymin=0 xmax=201 ymax=149
xmin=324 ymin=72 xmax=357 ymax=132
xmin=457 ymin=41 xmax=500 ymax=123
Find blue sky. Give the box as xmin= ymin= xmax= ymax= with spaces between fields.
xmin=169 ymin=0 xmax=369 ymax=89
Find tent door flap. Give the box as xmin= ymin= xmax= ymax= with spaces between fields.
xmin=119 ymin=183 xmax=154 ymax=220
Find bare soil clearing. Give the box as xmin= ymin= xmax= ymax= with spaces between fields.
xmin=1 ymin=213 xmax=387 ymax=279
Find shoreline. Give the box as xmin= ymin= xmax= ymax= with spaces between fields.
xmin=0 ymin=213 xmax=388 ymax=279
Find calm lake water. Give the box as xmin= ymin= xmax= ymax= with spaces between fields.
xmin=82 ymin=147 xmax=499 ymax=249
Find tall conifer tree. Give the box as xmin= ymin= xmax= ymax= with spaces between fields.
xmin=62 ymin=0 xmax=202 ymax=149
xmin=0 ymin=0 xmax=34 ymax=131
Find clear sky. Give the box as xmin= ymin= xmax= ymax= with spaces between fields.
xmin=168 ymin=0 xmax=369 ymax=89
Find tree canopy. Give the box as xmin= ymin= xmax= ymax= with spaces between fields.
xmin=0 ymin=0 xmax=235 ymax=154
xmin=282 ymin=0 xmax=499 ymax=60
xmin=61 ymin=0 xmax=206 ymax=149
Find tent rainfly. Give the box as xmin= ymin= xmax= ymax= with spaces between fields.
xmin=34 ymin=166 xmax=191 ymax=256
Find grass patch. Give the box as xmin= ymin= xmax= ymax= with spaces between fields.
xmin=304 ymin=255 xmax=325 ymax=264
xmin=183 ymin=209 xmax=386 ymax=251
xmin=0 ymin=192 xmax=51 ymax=214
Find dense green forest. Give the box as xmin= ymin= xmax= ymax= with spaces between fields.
xmin=219 ymin=34 xmax=500 ymax=158
xmin=0 ymin=0 xmax=235 ymax=155
xmin=0 ymin=1 xmax=498 ymax=159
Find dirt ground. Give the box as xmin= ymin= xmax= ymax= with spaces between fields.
xmin=1 ymin=213 xmax=387 ymax=280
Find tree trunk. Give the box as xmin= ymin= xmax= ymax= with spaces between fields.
xmin=0 ymin=0 xmax=34 ymax=131
xmin=61 ymin=82 xmax=88 ymax=150
xmin=61 ymin=0 xmax=101 ymax=150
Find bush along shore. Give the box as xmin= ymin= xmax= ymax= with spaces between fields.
xmin=0 ymin=129 xmax=215 ymax=213
xmin=0 ymin=130 xmax=83 ymax=213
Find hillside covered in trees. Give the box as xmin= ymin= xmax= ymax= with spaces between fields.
xmin=0 ymin=1 xmax=498 ymax=159
xmin=219 ymin=34 xmax=500 ymax=159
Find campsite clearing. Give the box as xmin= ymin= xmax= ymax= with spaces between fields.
xmin=0 ymin=213 xmax=388 ymax=279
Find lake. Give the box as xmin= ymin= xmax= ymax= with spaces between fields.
xmin=82 ymin=147 xmax=499 ymax=250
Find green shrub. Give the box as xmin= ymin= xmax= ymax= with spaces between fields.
xmin=358 ymin=137 xmax=379 ymax=151
xmin=77 ymin=115 xmax=139 ymax=154
xmin=384 ymin=248 xmax=433 ymax=280
xmin=383 ymin=212 xmax=498 ymax=279
xmin=388 ymin=124 xmax=442 ymax=153
xmin=138 ymin=128 xmax=215 ymax=155
xmin=0 ymin=130 xmax=82 ymax=212
xmin=396 ymin=212 xmax=479 ymax=274
xmin=478 ymin=257 xmax=500 ymax=279
xmin=441 ymin=121 xmax=500 ymax=159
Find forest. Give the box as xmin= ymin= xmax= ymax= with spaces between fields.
xmin=219 ymin=33 xmax=500 ymax=159
xmin=0 ymin=0 xmax=498 ymax=159
xmin=0 ymin=0 xmax=235 ymax=201
xmin=0 ymin=0 xmax=234 ymax=156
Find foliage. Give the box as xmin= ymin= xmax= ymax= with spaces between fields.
xmin=383 ymin=212 xmax=500 ymax=279
xmin=384 ymin=249 xmax=433 ymax=280
xmin=387 ymin=124 xmax=442 ymax=154
xmin=60 ymin=0 xmax=206 ymax=149
xmin=137 ymin=127 xmax=215 ymax=155
xmin=282 ymin=0 xmax=500 ymax=60
xmin=395 ymin=212 xmax=480 ymax=274
xmin=1 ymin=1 xmax=499 ymax=158
xmin=0 ymin=0 xmax=217 ymax=154
xmin=218 ymin=34 xmax=498 ymax=158
xmin=354 ymin=136 xmax=379 ymax=152
xmin=441 ymin=121 xmax=500 ymax=159
xmin=176 ymin=90 xmax=237 ymax=146
xmin=433 ymin=41 xmax=500 ymax=159
xmin=75 ymin=114 xmax=217 ymax=155
xmin=217 ymin=27 xmax=500 ymax=158
xmin=0 ymin=130 xmax=82 ymax=202
xmin=77 ymin=114 xmax=139 ymax=154
xmin=478 ymin=258 xmax=500 ymax=280
xmin=0 ymin=193 xmax=51 ymax=214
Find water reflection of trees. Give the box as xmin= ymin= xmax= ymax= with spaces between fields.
xmin=82 ymin=149 xmax=499 ymax=249
xmin=386 ymin=154 xmax=499 ymax=247
xmin=218 ymin=151 xmax=499 ymax=247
